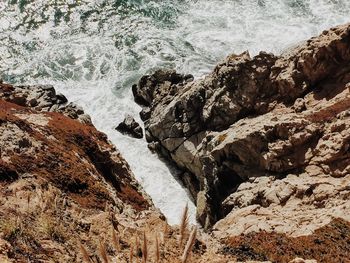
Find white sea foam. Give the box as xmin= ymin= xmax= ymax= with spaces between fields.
xmin=0 ymin=0 xmax=350 ymax=225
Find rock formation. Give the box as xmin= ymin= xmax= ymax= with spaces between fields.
xmin=116 ymin=114 xmax=143 ymax=139
xmin=133 ymin=21 xmax=350 ymax=248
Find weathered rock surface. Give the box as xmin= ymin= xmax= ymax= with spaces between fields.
xmin=0 ymin=83 xmax=92 ymax=124
xmin=133 ymin=21 xmax=350 ymax=244
xmin=116 ymin=114 xmax=143 ymax=139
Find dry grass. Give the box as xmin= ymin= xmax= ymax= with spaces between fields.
xmin=99 ymin=239 xmax=110 ymax=263
xmin=79 ymin=242 xmax=92 ymax=263
xmin=0 ymin=217 xmax=22 ymax=240
xmin=112 ymin=228 xmax=120 ymax=253
xmin=36 ymin=214 xmax=67 ymax=242
xmin=0 ymin=179 xmax=235 ymax=263
xmin=142 ymin=230 xmax=148 ymax=263
xmin=129 ymin=242 xmax=134 ymax=262
xmin=155 ymin=233 xmax=160 ymax=263
xmin=181 ymin=227 xmax=197 ymax=263
xmin=136 ymin=235 xmax=140 ymax=258
xmin=179 ymin=204 xmax=189 ymax=247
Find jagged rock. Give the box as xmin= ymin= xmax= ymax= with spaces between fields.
xmin=116 ymin=115 xmax=143 ymax=139
xmin=213 ymin=173 xmax=350 ymax=238
xmin=0 ymin=83 xmax=91 ymax=124
xmin=133 ymin=23 xmax=350 ymax=232
xmin=132 ymin=69 xmax=194 ymax=107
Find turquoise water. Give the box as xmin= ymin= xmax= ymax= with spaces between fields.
xmin=1 ymin=0 xmax=349 ymax=224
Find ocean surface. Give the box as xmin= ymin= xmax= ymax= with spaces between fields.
xmin=1 ymin=0 xmax=349 ymax=225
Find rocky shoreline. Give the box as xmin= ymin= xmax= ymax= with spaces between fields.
xmin=1 ymin=23 xmax=350 ymax=262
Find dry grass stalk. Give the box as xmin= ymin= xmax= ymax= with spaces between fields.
xmin=181 ymin=227 xmax=197 ymax=263
xmin=40 ymin=201 xmax=45 ymax=212
xmin=62 ymin=196 xmax=67 ymax=208
xmin=129 ymin=243 xmax=134 ymax=263
xmin=142 ymin=231 xmax=148 ymax=263
xmin=163 ymin=220 xmax=168 ymax=237
xmin=79 ymin=243 xmax=92 ymax=263
xmin=78 ymin=211 xmax=84 ymax=220
xmin=179 ymin=204 xmax=189 ymax=247
xmin=135 ymin=235 xmax=140 ymax=255
xmin=53 ymin=195 xmax=58 ymax=210
xmin=98 ymin=240 xmax=110 ymax=263
xmin=27 ymin=193 xmax=31 ymax=211
xmin=112 ymin=228 xmax=120 ymax=252
xmin=159 ymin=220 xmax=167 ymax=245
xmin=159 ymin=232 xmax=164 ymax=245
xmin=155 ymin=234 xmax=160 ymax=263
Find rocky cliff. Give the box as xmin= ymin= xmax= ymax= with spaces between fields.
xmin=0 ymin=83 xmax=155 ymax=261
xmin=1 ymin=23 xmax=350 ymax=263
xmin=133 ymin=23 xmax=350 ymax=261
xmin=0 ymin=83 xmax=241 ymax=262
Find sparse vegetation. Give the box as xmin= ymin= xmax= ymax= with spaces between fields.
xmin=37 ymin=214 xmax=67 ymax=242
xmin=0 ymin=218 xmax=22 ymax=241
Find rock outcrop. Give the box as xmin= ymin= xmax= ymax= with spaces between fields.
xmin=133 ymin=21 xmax=350 ymax=244
xmin=0 ymin=83 xmax=91 ymax=124
xmin=116 ymin=114 xmax=143 ymax=139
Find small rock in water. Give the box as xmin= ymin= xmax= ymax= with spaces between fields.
xmin=116 ymin=115 xmax=143 ymax=139
xmin=56 ymin=93 xmax=68 ymax=104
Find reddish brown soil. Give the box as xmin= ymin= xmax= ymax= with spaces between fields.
xmin=223 ymin=218 xmax=350 ymax=263
xmin=0 ymin=98 xmax=148 ymax=211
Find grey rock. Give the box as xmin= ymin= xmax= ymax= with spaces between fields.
xmin=116 ymin=115 xmax=143 ymax=139
xmin=0 ymin=84 xmax=91 ymax=124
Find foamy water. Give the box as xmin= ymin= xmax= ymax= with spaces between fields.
xmin=0 ymin=0 xmax=349 ymax=224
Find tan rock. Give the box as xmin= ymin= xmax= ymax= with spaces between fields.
xmin=133 ymin=23 xmax=350 ymax=237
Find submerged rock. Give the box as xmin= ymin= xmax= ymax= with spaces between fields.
xmin=133 ymin=22 xmax=350 ymax=235
xmin=116 ymin=114 xmax=143 ymax=139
